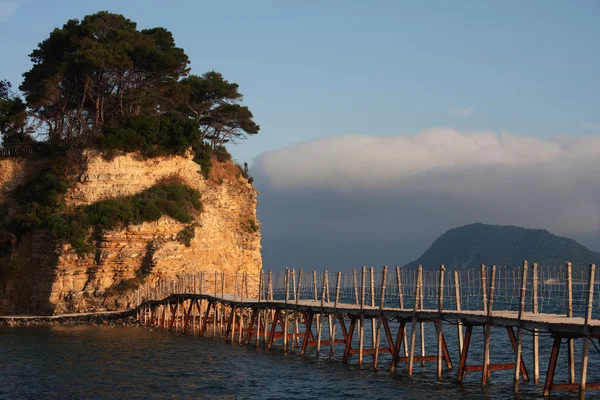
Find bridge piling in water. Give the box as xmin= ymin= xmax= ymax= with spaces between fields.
xmin=132 ymin=262 xmax=600 ymax=398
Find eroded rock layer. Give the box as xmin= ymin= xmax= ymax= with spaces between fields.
xmin=0 ymin=151 xmax=261 ymax=314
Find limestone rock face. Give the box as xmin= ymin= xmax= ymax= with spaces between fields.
xmin=0 ymin=157 xmax=45 ymax=205
xmin=0 ymin=151 xmax=261 ymax=314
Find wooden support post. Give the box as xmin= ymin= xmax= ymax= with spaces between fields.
xmin=397 ymin=266 xmax=408 ymax=357
xmin=454 ymin=270 xmax=463 ymax=355
xmin=283 ymin=268 xmax=289 ymax=352
xmin=343 ymin=317 xmax=357 ymax=364
xmin=267 ymin=309 xmax=280 ymax=350
xmin=390 ymin=320 xmax=406 ymax=373
xmin=293 ymin=269 xmax=302 ymax=352
xmin=316 ymin=270 xmax=328 ymax=358
xmin=482 ymin=265 xmax=496 ymax=387
xmin=408 ymin=265 xmax=422 ymax=376
xmin=238 ymin=307 xmax=244 ymax=344
xmin=532 ymin=262 xmax=539 ymax=384
xmin=579 ymin=264 xmax=596 ymax=400
xmin=300 ymin=312 xmax=314 ymax=356
xmin=330 ymin=271 xmax=341 ymax=360
xmin=263 ymin=308 xmax=268 ymax=348
xmin=255 ymin=306 xmax=262 ymax=347
xmin=324 ymin=271 xmax=333 ymax=358
xmin=374 ymin=266 xmax=387 ymax=369
xmin=567 ymin=262 xmax=576 ymax=384
xmin=245 ymin=308 xmax=258 ymax=345
xmin=266 ymin=270 xmax=273 ymax=347
xmin=370 ymin=267 xmax=376 ymax=349
xmin=543 ymin=335 xmax=562 ymax=396
xmin=164 ymin=300 xmax=169 ymax=331
xmin=419 ymin=267 xmax=425 ymax=367
xmin=457 ymin=324 xmax=473 ymax=383
xmin=437 ymin=265 xmax=445 ymax=378
xmin=200 ymin=301 xmax=212 ymax=336
xmin=513 ymin=260 xmax=528 ymax=394
xmin=359 ymin=266 xmax=366 ymax=367
xmin=227 ymin=305 xmax=236 ymax=343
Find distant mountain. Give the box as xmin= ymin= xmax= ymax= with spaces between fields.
xmin=405 ymin=223 xmax=600 ymax=270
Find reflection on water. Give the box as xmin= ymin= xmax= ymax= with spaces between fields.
xmin=0 ymin=325 xmax=593 ymax=399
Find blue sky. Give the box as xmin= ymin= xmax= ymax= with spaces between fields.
xmin=0 ymin=0 xmax=598 ymax=165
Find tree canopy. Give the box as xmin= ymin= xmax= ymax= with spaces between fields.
xmin=1 ymin=11 xmax=259 ymax=153
xmin=0 ymin=80 xmax=31 ymax=145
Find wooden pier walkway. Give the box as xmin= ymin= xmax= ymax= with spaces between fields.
xmin=132 ymin=262 xmax=600 ymax=399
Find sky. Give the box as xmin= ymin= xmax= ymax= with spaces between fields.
xmin=1 ymin=1 xmax=599 ymax=270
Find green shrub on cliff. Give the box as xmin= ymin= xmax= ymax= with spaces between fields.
xmin=5 ymin=172 xmax=203 ymax=256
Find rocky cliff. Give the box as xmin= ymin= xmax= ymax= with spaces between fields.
xmin=0 ymin=151 xmax=261 ymax=314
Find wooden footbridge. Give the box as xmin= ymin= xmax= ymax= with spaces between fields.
xmin=132 ymin=262 xmax=600 ymax=399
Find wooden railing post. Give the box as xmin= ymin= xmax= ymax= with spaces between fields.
xmin=284 ymin=267 xmax=289 ymax=305
xmin=359 ymin=266 xmax=366 ymax=367
xmin=234 ymin=271 xmax=238 ymax=302
xmin=481 ymin=264 xmax=487 ymax=313
xmin=316 ymin=270 xmax=328 ymax=357
xmin=454 ymin=270 xmax=463 ymax=354
xmin=532 ymin=262 xmax=539 ymax=384
xmin=397 ymin=266 xmax=404 ymax=309
xmin=292 ymin=268 xmax=302 ymax=352
xmin=408 ymin=265 xmax=422 ymax=375
xmin=513 ymin=260 xmax=528 ymax=394
xmin=353 ymin=269 xmax=359 ymax=305
xmin=579 ymin=264 xmax=596 ymax=400
xmin=567 ymin=262 xmax=575 ymax=384
xmin=330 ymin=271 xmax=342 ymax=360
xmin=283 ymin=267 xmax=290 ymax=351
xmin=374 ymin=266 xmax=387 ymax=369
xmin=313 ymin=271 xmax=318 ymax=302
xmin=437 ymin=265 xmax=445 ymax=378
xmin=482 ymin=265 xmax=496 ymax=386
xmin=258 ymin=270 xmax=263 ymax=302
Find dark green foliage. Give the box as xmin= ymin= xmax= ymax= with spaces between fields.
xmin=99 ymin=114 xmax=200 ymax=157
xmin=213 ymin=145 xmax=231 ymax=162
xmin=177 ymin=224 xmax=197 ymax=247
xmin=192 ymin=142 xmax=212 ymax=179
xmin=405 ymin=223 xmax=600 ymax=270
xmin=20 ymin=11 xmax=190 ymax=142
xmin=0 ymin=80 xmax=31 ymax=145
xmin=191 ymin=142 xmax=233 ymax=179
xmin=86 ymin=181 xmax=202 ymax=232
xmin=6 ymin=171 xmax=202 ymax=256
xmin=246 ymin=218 xmax=259 ymax=233
xmin=178 ymin=71 xmax=260 ymax=148
xmin=9 ymin=153 xmax=81 ymax=231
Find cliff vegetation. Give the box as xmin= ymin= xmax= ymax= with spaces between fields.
xmin=0 ymin=11 xmax=261 ymax=314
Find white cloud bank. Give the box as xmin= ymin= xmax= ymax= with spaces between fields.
xmin=254 ymin=129 xmax=600 ymax=239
